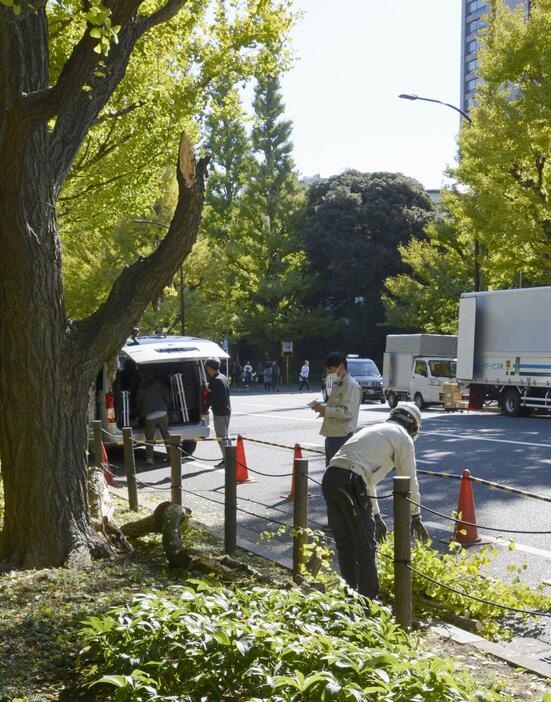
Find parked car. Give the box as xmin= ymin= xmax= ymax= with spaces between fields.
xmin=322 ymin=355 xmax=384 ymax=404
xmin=89 ymin=334 xmax=228 ymax=456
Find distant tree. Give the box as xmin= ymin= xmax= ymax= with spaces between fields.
xmin=302 ymin=171 xmax=434 ymax=360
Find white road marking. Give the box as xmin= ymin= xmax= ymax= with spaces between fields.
xmin=424 ymin=520 xmax=551 ymax=560
xmin=424 ymin=431 xmax=551 ymax=450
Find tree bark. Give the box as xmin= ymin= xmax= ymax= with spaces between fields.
xmin=0 ymin=3 xmax=207 ymax=568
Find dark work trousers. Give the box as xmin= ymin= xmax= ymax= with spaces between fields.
xmin=324 ymin=433 xmax=353 ymax=467
xmin=322 ymin=466 xmax=379 ymax=599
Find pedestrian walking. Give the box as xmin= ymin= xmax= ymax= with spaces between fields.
xmin=204 ymin=357 xmax=232 ymax=468
xmin=135 ymin=370 xmax=172 ymax=465
xmin=257 ymin=362 xmax=264 ymax=386
xmin=322 ymin=402 xmax=429 ymax=599
xmin=243 ymin=361 xmax=253 ymax=388
xmin=271 ymin=361 xmax=281 ymax=391
xmin=310 ymin=351 xmax=362 ymax=466
xmin=230 ymin=360 xmax=242 ymax=386
xmin=263 ymin=362 xmax=272 ymax=390
xmin=298 ymin=360 xmax=310 ymax=391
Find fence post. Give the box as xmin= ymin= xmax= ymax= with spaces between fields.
xmin=169 ymin=435 xmax=182 ymax=506
xmin=92 ymin=420 xmax=103 ymax=469
xmin=393 ymin=475 xmax=412 ymax=630
xmin=292 ymin=457 xmax=309 ymax=583
xmin=122 ymin=427 xmax=139 ymax=511
xmin=224 ymin=445 xmax=237 ymax=555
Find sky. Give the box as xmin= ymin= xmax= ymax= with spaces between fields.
xmin=280 ymin=0 xmax=462 ymax=190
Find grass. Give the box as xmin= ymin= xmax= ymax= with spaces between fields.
xmin=0 ymin=490 xmax=549 ymax=701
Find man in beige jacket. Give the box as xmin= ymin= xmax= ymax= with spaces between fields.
xmin=311 ymin=351 xmax=362 ymax=466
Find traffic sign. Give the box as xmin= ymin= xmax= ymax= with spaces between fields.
xmin=281 ymin=340 xmax=293 ymax=355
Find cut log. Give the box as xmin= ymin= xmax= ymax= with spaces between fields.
xmin=120 ymin=502 xmax=278 ymax=581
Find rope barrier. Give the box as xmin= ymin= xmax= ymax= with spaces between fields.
xmin=307 ymin=474 xmax=393 ymax=500
xmin=239 ymin=435 xmax=325 ymax=455
xmin=418 ymin=469 xmax=461 ymax=481
xmin=405 ymin=496 xmax=551 ymax=535
xmin=419 ymin=468 xmax=551 ymax=504
xmin=183 ymin=487 xmax=293 ymax=530
xmin=407 ymin=563 xmax=551 ymax=618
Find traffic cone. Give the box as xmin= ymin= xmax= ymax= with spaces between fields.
xmin=101 ymin=442 xmax=115 ymax=487
xmin=281 ymin=444 xmax=303 ymax=499
xmin=235 ymin=435 xmax=256 ymax=484
xmin=453 ymin=469 xmax=481 ymax=546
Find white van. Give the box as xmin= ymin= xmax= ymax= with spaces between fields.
xmin=91 ymin=334 xmax=229 ymax=455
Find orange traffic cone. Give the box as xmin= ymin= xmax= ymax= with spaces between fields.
xmin=453 ymin=469 xmax=481 ymax=546
xmin=235 ymin=435 xmax=256 ymax=484
xmin=281 ymin=444 xmax=303 ymax=499
xmin=101 ymin=442 xmax=115 ymax=487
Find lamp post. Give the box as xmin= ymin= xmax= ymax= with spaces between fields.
xmin=398 ymin=93 xmax=472 ymax=124
xmin=131 ymin=218 xmax=186 ymax=334
xmin=398 ymin=93 xmax=479 ymax=292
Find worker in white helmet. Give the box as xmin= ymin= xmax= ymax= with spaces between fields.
xmin=322 ymin=402 xmax=429 ymax=599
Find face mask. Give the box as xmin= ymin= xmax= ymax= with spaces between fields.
xmin=326 ymin=372 xmax=339 ymax=382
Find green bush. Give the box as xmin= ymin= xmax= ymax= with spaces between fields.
xmin=377 ymin=536 xmax=551 ymax=639
xmin=81 ymin=579 xmax=512 ymax=701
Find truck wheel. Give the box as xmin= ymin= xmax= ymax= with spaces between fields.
xmin=414 ymin=393 xmax=425 ymax=410
xmin=502 ymin=388 xmax=521 ymax=417
xmin=387 ymin=391 xmax=398 ymax=409
xmin=181 ymin=440 xmax=197 ymax=457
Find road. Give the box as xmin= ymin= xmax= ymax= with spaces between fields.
xmin=112 ymin=386 xmax=551 ymax=583
xmin=110 ymin=387 xmax=551 ymax=657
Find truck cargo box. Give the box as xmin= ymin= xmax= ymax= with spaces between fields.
xmin=457 ymin=286 xmax=551 ymax=384
xmin=385 ymin=334 xmax=457 ymax=357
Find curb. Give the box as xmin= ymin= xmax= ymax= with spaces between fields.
xmin=431 ymin=622 xmax=551 ymax=679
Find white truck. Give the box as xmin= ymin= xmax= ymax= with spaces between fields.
xmin=383 ymin=334 xmax=458 ymax=409
xmin=457 ymin=286 xmax=551 ymax=417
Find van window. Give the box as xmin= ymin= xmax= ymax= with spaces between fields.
xmin=429 ymin=360 xmax=457 ymax=378
xmin=414 ymin=360 xmax=428 ymax=377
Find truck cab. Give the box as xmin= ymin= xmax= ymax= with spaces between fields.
xmin=410 ymin=357 xmax=457 ymax=409
xmin=383 ymin=334 xmax=458 ymax=409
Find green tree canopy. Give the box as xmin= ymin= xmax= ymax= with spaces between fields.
xmin=302 ymin=171 xmax=434 ymax=360
xmin=451 ymin=0 xmax=551 ymax=289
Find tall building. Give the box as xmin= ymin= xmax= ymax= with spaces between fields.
xmin=460 ymin=0 xmax=530 ymax=114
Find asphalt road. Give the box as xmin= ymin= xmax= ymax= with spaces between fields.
xmin=109 ymin=387 xmax=551 ymax=657
xmin=112 ymin=386 xmax=551 ymax=583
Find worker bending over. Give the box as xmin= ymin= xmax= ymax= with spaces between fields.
xmin=322 ymin=402 xmax=429 ymax=599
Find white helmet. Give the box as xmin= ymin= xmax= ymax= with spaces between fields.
xmin=388 ymin=402 xmax=422 ymax=440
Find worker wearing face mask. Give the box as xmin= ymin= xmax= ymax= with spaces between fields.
xmin=311 ymin=351 xmax=362 ymax=466
xmin=322 ymin=402 xmax=429 ymax=599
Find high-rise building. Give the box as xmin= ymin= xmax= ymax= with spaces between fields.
xmin=460 ymin=0 xmax=530 ymax=114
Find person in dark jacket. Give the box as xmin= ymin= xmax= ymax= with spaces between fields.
xmin=205 ymin=357 xmax=232 ymax=468
xmin=135 ymin=370 xmax=172 ymax=465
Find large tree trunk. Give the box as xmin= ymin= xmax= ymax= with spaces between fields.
xmin=0 ymin=2 xmax=206 ymax=568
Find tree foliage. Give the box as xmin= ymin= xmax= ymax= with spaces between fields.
xmin=383 ymin=206 xmax=473 ymax=334
xmin=384 ymin=0 xmax=551 ymax=332
xmin=451 ymin=0 xmax=551 ymax=289
xmin=302 ymin=171 xmax=434 ymax=359
xmin=54 ymin=0 xmax=296 ymax=318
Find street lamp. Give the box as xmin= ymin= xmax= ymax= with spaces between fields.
xmin=131 ymin=218 xmax=186 ymax=335
xmin=398 ymin=93 xmax=479 ymax=291
xmin=398 ymin=93 xmax=472 ymax=124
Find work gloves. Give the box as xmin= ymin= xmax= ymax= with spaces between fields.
xmin=374 ymin=514 xmax=388 ymax=543
xmin=411 ymin=514 xmax=429 ymax=542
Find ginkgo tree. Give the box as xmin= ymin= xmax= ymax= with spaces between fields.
xmin=0 ymin=0 xmax=293 ymax=568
